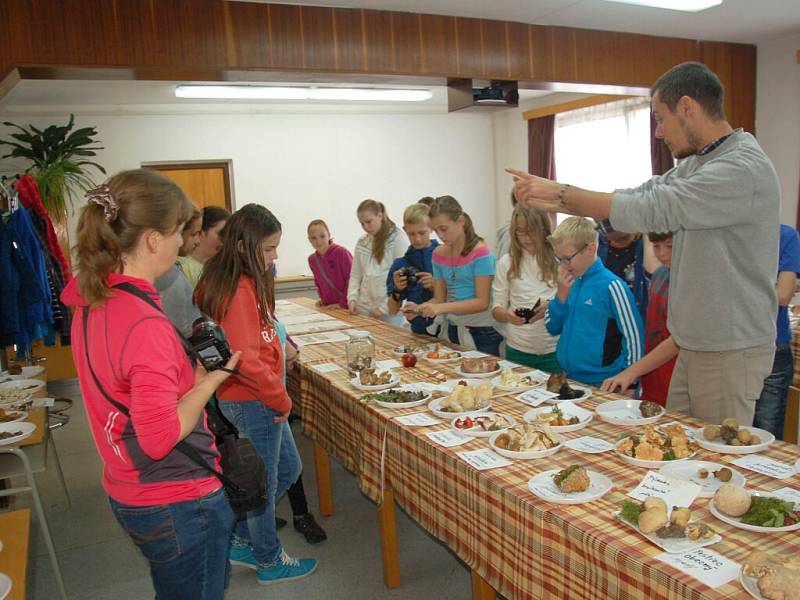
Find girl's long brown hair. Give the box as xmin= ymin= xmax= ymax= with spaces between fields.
xmin=357 ymin=199 xmax=396 ymax=263
xmin=73 ymin=169 xmax=192 ymax=307
xmin=195 ymin=204 xmax=281 ymax=327
xmin=507 ymin=206 xmax=558 ymax=285
xmin=429 ymin=195 xmax=482 ymax=257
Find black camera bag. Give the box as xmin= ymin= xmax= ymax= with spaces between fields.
xmin=80 ymin=283 xmax=267 ymax=515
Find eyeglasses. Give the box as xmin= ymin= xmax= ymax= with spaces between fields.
xmin=554 ymin=244 xmax=587 ymax=265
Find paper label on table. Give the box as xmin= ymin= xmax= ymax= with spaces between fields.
xmin=731 ymin=455 xmax=796 ymax=480
xmin=343 ymin=329 xmax=369 ymax=336
xmin=32 ymin=397 xmax=55 ymax=408
xmin=564 ymin=436 xmax=615 ymax=454
xmin=517 ymin=388 xmax=560 ymax=407
xmin=771 ymin=487 xmax=800 ymax=504
xmin=375 ymin=359 xmax=402 ymax=370
xmin=278 ymin=312 xmax=335 ymax=325
xmin=461 ymin=350 xmax=488 ymax=358
xmin=656 ymin=549 xmax=739 ymax=588
xmin=457 ymin=448 xmax=513 ymax=470
xmin=556 ymin=401 xmax=593 ymax=420
xmin=394 ymin=413 xmax=442 ymax=427
xmin=497 ymin=360 xmax=521 ymax=370
xmin=285 ymin=319 xmax=350 ymax=336
xmin=293 ymin=331 xmax=351 ymax=347
xmin=414 ymin=383 xmax=451 ymax=394
xmin=628 ymin=471 xmax=702 ymax=508
xmin=310 ymin=362 xmax=344 ymax=374
xmin=661 ymin=421 xmax=695 ymax=437
xmin=426 ymin=429 xmax=471 ymax=448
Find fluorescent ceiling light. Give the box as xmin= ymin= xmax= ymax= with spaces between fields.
xmin=175 ymin=85 xmax=432 ymax=102
xmin=602 ymin=0 xmax=722 ymax=11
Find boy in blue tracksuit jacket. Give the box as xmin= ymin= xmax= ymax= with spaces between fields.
xmin=387 ymin=203 xmax=441 ymax=336
xmin=545 ymin=217 xmax=644 ymax=386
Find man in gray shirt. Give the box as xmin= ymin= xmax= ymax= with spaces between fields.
xmin=508 ymin=62 xmax=780 ymax=425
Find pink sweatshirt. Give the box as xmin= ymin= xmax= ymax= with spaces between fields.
xmin=308 ymin=243 xmax=353 ymax=308
xmin=62 ymin=274 xmax=220 ymax=506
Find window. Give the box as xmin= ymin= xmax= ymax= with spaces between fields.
xmin=554 ymin=98 xmax=652 ymax=224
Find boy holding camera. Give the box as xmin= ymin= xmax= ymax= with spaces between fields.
xmin=387 ymin=203 xmax=440 ymax=335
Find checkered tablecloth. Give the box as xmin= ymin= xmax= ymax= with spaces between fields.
xmin=285 ymin=298 xmax=800 ymax=600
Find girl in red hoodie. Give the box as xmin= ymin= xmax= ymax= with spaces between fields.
xmin=195 ymin=204 xmax=317 ymax=585
xmin=63 ymin=169 xmax=240 ymax=600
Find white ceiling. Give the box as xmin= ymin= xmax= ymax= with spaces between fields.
xmin=239 ymin=0 xmax=800 ymax=44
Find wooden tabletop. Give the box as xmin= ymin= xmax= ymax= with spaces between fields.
xmin=0 ymin=509 xmax=30 ymax=600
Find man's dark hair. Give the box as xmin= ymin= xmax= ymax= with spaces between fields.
xmin=651 ymin=62 xmax=725 ymax=120
xmin=648 ymin=232 xmax=674 ymax=243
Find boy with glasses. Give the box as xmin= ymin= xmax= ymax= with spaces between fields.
xmin=544 ymin=217 xmax=644 ymax=386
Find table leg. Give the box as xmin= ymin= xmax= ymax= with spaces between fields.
xmin=313 ymin=441 xmax=334 ymax=517
xmin=471 ymin=570 xmax=497 ymax=600
xmin=378 ymin=487 xmax=401 ymax=589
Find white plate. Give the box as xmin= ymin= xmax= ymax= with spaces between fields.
xmin=453 ymin=365 xmax=502 ymax=379
xmin=739 ymin=569 xmax=766 ymax=600
xmin=424 ymin=349 xmax=462 ymax=364
xmin=428 ymin=396 xmax=491 ymax=419
xmin=366 ymin=385 xmax=432 ymax=409
xmin=0 ymin=365 xmax=44 ymax=380
xmin=523 ymin=405 xmax=593 ymax=433
xmin=613 ymin=440 xmax=697 ymax=469
xmin=391 ymin=344 xmax=435 ymax=357
xmin=451 ymin=412 xmax=516 ymax=438
xmin=489 ymin=430 xmax=564 ymax=460
xmin=528 ymin=469 xmax=612 ymax=504
xmin=0 ymin=409 xmax=28 ymax=424
xmin=492 ymin=371 xmax=547 ymax=392
xmin=0 ymin=573 xmax=11 ymax=600
xmin=545 ymin=385 xmax=592 ymax=404
xmin=0 ymin=422 xmax=36 ymax=446
xmin=708 ymin=493 xmax=800 ymax=533
xmin=596 ymin=400 xmax=665 ymax=426
xmin=613 ymin=512 xmax=722 ymax=554
xmin=0 ymin=379 xmax=45 ymax=395
xmin=658 ymin=461 xmax=747 ymax=498
xmin=694 ymin=426 xmax=775 ymax=455
xmin=349 ymin=373 xmax=400 ymax=392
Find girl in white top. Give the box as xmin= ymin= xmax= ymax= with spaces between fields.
xmin=347 ymin=199 xmax=407 ymax=325
xmin=492 ymin=206 xmax=560 ymax=372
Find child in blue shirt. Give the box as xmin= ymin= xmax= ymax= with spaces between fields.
xmin=545 ymin=216 xmax=644 ymax=386
xmin=387 ymin=203 xmax=440 ymax=336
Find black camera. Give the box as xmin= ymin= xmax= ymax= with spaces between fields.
xmin=401 ymin=266 xmax=419 ymax=287
xmin=188 ymin=318 xmax=233 ymax=371
xmin=514 ymin=298 xmax=542 ymax=324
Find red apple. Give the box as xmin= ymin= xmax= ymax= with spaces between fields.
xmin=402 ymin=353 xmax=417 ymax=368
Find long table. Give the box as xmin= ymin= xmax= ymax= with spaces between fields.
xmin=285 ymin=298 xmax=800 ymax=600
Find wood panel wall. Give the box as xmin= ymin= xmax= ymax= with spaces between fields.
xmin=0 ymin=0 xmax=757 ymax=131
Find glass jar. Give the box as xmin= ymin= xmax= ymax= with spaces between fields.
xmin=346 ymin=331 xmax=375 ymax=377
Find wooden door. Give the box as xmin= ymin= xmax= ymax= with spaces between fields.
xmin=144 ymin=161 xmax=233 ymax=210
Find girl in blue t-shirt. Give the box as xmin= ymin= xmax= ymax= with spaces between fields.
xmin=404 ymin=195 xmax=503 ymax=356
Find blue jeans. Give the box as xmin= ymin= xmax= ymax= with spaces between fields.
xmin=448 ymin=324 xmax=503 ymax=357
xmin=218 ymin=400 xmax=303 ymax=565
xmin=753 ymin=342 xmax=793 ymax=440
xmin=109 ymin=487 xmax=234 ymax=600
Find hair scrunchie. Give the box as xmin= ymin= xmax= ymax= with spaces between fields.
xmin=86 ymin=185 xmax=119 ymax=223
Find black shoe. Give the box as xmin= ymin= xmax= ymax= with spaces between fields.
xmin=293 ymin=513 xmax=327 ymax=544
xmin=275 ymin=516 xmax=288 ymax=529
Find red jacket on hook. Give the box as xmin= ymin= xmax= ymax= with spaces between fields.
xmin=15 ymin=174 xmax=71 ymax=279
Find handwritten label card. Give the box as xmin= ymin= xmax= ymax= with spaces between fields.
xmin=564 ymin=436 xmax=615 ymax=454
xmin=457 ymin=448 xmax=513 ymax=471
xmin=310 ymin=362 xmax=344 ymax=374
xmin=656 ymin=549 xmax=739 ymax=588
xmin=497 ymin=360 xmax=521 ymax=370
xmin=517 ymin=388 xmax=560 ymax=407
xmin=731 ymin=455 xmax=796 ymax=480
xmin=557 ymin=401 xmax=593 ymax=421
xmin=461 ymin=350 xmax=488 ymax=359
xmin=660 ymin=421 xmax=695 ymax=437
xmin=426 ymin=429 xmax=471 ymax=448
xmin=395 ymin=413 xmax=441 ymax=427
xmin=628 ymin=471 xmax=701 ymax=508
xmin=32 ymin=397 xmax=55 ymax=408
xmin=771 ymin=487 xmax=800 ymax=505
xmin=375 ymin=359 xmax=402 ymax=370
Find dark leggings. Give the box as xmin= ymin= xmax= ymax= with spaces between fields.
xmin=287 ymin=473 xmax=309 ymax=516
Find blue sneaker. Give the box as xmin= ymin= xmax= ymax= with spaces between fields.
xmin=256 ymin=550 xmax=317 ymax=585
xmin=229 ymin=545 xmax=257 ymax=570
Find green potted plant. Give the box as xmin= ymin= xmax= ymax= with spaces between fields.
xmin=0 ymin=114 xmax=105 ymax=222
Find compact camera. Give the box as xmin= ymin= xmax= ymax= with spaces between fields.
xmin=187 ymin=318 xmax=233 ymax=371
xmin=514 ymin=298 xmax=542 ymax=324
xmin=401 ymin=266 xmax=420 ymax=287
